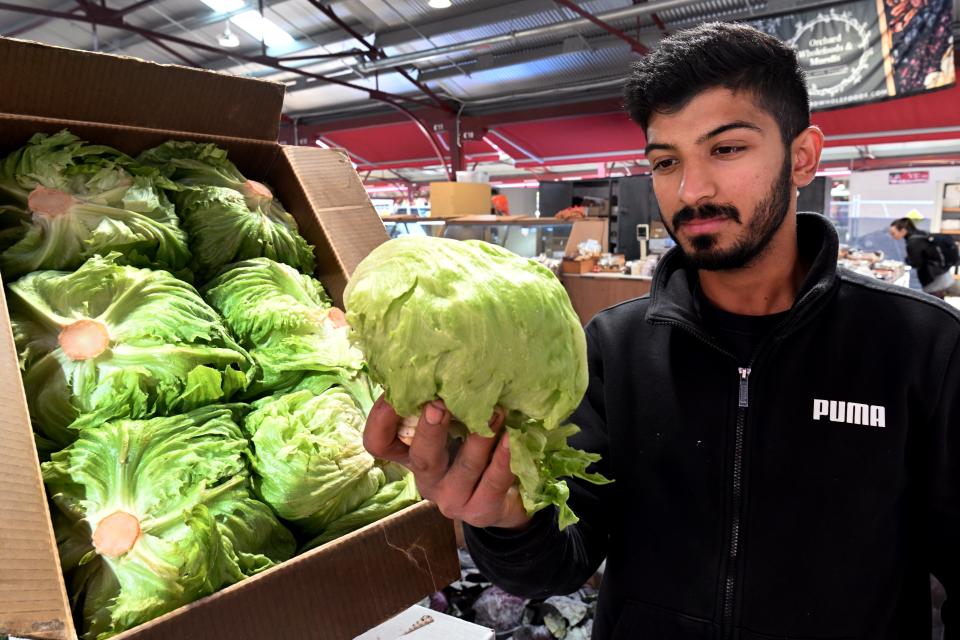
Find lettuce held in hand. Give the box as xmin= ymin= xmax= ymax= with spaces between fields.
xmin=8 ymin=254 xmax=252 ymax=450
xmin=243 ymin=379 xmax=418 ymax=542
xmin=138 ymin=141 xmax=314 ymax=278
xmin=344 ymin=236 xmax=609 ymax=529
xmin=43 ymin=405 xmax=295 ymax=640
xmin=0 ymin=130 xmax=189 ymax=279
xmin=203 ymin=257 xmax=364 ymax=396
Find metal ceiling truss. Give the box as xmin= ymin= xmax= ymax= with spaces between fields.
xmin=302 ymin=0 xmax=460 ymax=179
xmin=552 ymin=0 xmax=650 ymax=54
xmin=0 ymin=1 xmax=441 ymax=111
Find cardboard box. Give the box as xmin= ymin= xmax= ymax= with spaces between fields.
xmin=563 ymin=219 xmax=610 ymax=256
xmin=0 ymin=38 xmax=458 ymax=640
xmin=429 ymin=182 xmax=492 ymax=218
xmin=561 ymin=257 xmax=598 ymax=274
xmin=582 ymin=198 xmax=610 ymax=218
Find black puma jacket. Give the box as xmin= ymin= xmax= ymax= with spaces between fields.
xmin=465 ymin=213 xmax=959 ymax=640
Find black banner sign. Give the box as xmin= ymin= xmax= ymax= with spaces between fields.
xmin=750 ymin=0 xmax=955 ymax=110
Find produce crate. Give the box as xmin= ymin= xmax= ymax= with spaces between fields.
xmin=0 ymin=38 xmax=458 ymax=640
xmin=429 ymin=182 xmax=492 ymax=218
xmin=561 ymin=257 xmax=599 ymax=274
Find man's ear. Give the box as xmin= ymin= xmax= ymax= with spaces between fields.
xmin=791 ymin=125 xmax=825 ymax=188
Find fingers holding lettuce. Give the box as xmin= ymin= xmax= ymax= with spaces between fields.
xmin=364 ymin=394 xmax=532 ymax=530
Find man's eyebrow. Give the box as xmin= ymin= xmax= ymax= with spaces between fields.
xmin=645 ymin=121 xmax=762 ymax=155
xmin=696 ymin=121 xmax=762 ymax=144
xmin=644 ymin=142 xmax=676 ymax=155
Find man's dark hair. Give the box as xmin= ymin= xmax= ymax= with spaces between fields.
xmin=890 ymin=218 xmax=918 ymax=233
xmin=625 ymin=22 xmax=810 ymax=145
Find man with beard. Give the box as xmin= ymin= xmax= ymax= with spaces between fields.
xmin=363 ymin=22 xmax=958 ymax=640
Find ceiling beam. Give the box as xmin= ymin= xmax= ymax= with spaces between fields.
xmin=414 ymin=33 xmax=635 ymax=84
xmin=202 ymin=0 xmax=562 ymax=74
xmin=373 ymin=0 xmax=556 ymax=48
xmin=552 ymin=0 xmax=650 ymax=54
xmin=1 ymin=0 xmax=78 ymax=37
xmin=304 ymin=0 xmax=455 ymax=114
xmin=0 ymin=1 xmax=438 ymax=110
xmin=100 ymin=0 xmax=296 ymax=58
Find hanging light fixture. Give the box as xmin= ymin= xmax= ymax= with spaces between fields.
xmin=218 ymin=22 xmax=240 ymax=48
xmin=428 ymin=0 xmax=452 ymax=8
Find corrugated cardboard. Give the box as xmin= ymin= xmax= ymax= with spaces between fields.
xmin=429 ymin=182 xmax=492 ymax=218
xmin=564 ymin=219 xmax=610 ymax=256
xmin=0 ymin=38 xmax=458 ymax=640
xmin=0 ymin=38 xmax=284 ymax=142
xmin=109 ymin=503 xmax=456 ymax=640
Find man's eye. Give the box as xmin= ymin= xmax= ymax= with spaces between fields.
xmin=652 ymin=158 xmax=676 ymax=171
xmin=714 ymin=146 xmax=744 ymax=156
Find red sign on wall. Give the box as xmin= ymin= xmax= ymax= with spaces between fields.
xmin=888 ymin=171 xmax=930 ymax=184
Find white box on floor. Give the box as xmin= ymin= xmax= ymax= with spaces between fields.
xmin=354 ymin=605 xmax=495 ymax=640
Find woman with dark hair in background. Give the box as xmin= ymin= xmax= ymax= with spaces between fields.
xmin=889 ymin=217 xmax=960 ymax=298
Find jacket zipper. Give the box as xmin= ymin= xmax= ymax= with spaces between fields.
xmin=723 ymin=366 xmax=751 ymax=639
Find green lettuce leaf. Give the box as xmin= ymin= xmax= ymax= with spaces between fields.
xmin=8 ymin=253 xmax=253 ymax=448
xmin=137 ymin=141 xmax=253 ymax=196
xmin=137 ymin=141 xmax=314 ymax=278
xmin=244 ymin=385 xmax=408 ymax=538
xmin=176 ymin=186 xmax=314 ymax=281
xmin=301 ymin=472 xmax=419 ymax=551
xmin=0 ymin=130 xmax=189 ymax=279
xmin=42 ymin=405 xmax=295 ymax=640
xmin=203 ymin=258 xmax=364 ymax=396
xmin=343 ymin=236 xmax=610 ymax=528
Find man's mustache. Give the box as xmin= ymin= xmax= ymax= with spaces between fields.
xmin=672 ymin=203 xmax=741 ymax=228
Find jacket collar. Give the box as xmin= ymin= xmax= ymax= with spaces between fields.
xmin=646 ymin=212 xmax=840 ymax=335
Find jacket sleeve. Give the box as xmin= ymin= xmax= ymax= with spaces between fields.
xmin=905 ymin=236 xmax=934 ymax=286
xmin=929 ymin=328 xmax=960 ymax=638
xmin=463 ymin=322 xmax=612 ymax=598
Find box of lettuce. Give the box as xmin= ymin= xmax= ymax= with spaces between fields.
xmin=0 ymin=38 xmax=458 ymax=640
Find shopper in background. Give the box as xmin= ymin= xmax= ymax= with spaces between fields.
xmin=889 ymin=217 xmax=960 ymax=298
xmin=491 ymin=188 xmax=510 ymax=216
xmin=364 ymin=22 xmax=958 ymax=640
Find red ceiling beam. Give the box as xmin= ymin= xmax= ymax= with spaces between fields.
xmin=553 ymin=0 xmax=650 ymax=55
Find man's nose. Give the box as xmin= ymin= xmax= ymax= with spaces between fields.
xmin=677 ymin=160 xmax=717 ymax=208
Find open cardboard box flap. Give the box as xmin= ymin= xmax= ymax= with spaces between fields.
xmin=0 ymin=39 xmax=458 ymax=640
xmin=0 ymin=37 xmax=285 ymax=141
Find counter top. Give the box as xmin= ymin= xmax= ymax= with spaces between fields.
xmin=562 ymin=272 xmax=653 ymax=281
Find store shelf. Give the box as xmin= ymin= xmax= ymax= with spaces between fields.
xmin=442 ymin=215 xmax=571 ymax=226
xmin=381 ymin=215 xmax=427 ymax=223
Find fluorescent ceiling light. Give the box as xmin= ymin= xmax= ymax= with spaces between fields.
xmin=200 ymin=0 xmax=245 ymax=12
xmin=217 ymin=22 xmax=239 ymax=48
xmin=230 ymin=9 xmax=294 ymax=48
xmin=428 ymin=0 xmax=452 ymax=8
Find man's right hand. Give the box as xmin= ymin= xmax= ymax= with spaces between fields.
xmin=363 ymin=395 xmax=533 ymax=531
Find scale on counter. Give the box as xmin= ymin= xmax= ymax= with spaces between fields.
xmin=636 ymin=221 xmax=675 ymax=259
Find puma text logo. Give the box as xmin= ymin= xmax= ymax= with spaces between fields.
xmin=813 ymin=399 xmax=885 ymax=427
